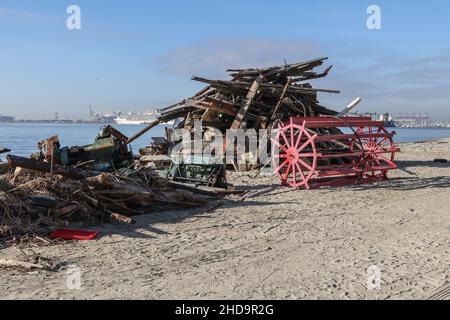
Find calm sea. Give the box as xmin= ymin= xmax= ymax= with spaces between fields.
xmin=0 ymin=123 xmax=166 ymax=158
xmin=1 ymin=123 xmax=450 ymax=158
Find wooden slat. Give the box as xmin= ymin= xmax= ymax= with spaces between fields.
xmin=319 ymin=148 xmax=400 ymax=159
xmin=315 ymin=132 xmax=395 ymax=142
xmin=230 ymin=75 xmax=264 ymax=130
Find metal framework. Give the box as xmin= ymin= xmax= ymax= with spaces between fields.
xmin=272 ymin=117 xmax=400 ymax=189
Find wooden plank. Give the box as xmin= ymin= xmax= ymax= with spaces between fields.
xmin=270 ymin=79 xmax=292 ymax=121
xmin=319 ymin=148 xmax=400 ymax=159
xmin=186 ymin=99 xmax=237 ymax=117
xmin=0 ymin=259 xmax=45 ymax=270
xmin=314 ymin=132 xmax=395 ymax=142
xmin=204 ymin=96 xmax=239 ymax=110
xmin=231 ymin=75 xmax=264 ymax=130
xmin=6 ymin=155 xmax=98 ymax=179
xmin=0 ymin=147 xmax=11 ymax=154
xmin=126 ymin=119 xmax=162 ymax=145
xmin=192 ymin=77 xmax=340 ymax=95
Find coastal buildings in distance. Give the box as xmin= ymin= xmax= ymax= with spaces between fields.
xmin=352 ymin=112 xmax=450 ymax=128
xmin=384 ymin=112 xmax=450 ymax=128
xmin=1 ymin=110 xmax=450 ymax=128
xmin=0 ymin=115 xmax=14 ymax=123
xmin=0 ymin=109 xmax=175 ymax=125
xmin=393 ymin=113 xmax=450 ymax=128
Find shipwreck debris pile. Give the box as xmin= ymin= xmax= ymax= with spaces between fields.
xmin=0 ymin=124 xmax=231 ymax=241
xmin=0 ymin=56 xmax=400 ymax=241
xmin=129 ymin=57 xmax=341 ymax=177
xmin=0 ymin=168 xmax=218 ymax=240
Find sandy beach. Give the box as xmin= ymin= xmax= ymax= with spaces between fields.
xmin=1 ymin=138 xmax=450 ymax=300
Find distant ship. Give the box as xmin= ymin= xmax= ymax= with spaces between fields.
xmin=90 ymin=108 xmax=120 ymax=124
xmin=379 ymin=113 xmax=396 ymax=128
xmin=114 ymin=111 xmax=159 ymax=125
xmin=114 ymin=111 xmax=175 ymax=125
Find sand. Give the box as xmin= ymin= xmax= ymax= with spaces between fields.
xmin=1 ymin=138 xmax=450 ymax=300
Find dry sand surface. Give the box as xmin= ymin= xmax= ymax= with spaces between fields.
xmin=1 ymin=138 xmax=450 ymax=300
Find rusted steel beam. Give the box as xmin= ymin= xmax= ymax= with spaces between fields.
xmin=104 ymin=125 xmax=129 ymax=143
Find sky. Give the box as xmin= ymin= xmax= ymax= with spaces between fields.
xmin=0 ymin=0 xmax=449 ymax=120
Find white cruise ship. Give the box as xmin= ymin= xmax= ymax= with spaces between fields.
xmin=114 ymin=112 xmax=159 ymax=125
xmin=114 ymin=111 xmax=175 ymax=125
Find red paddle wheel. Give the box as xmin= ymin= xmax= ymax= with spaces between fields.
xmin=272 ymin=117 xmax=399 ymax=189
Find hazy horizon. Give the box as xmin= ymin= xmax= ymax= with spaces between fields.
xmin=1 ymin=1 xmax=450 ymax=120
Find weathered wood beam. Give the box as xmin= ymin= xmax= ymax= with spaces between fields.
xmin=270 ymin=79 xmax=292 ymax=121
xmin=185 ymin=99 xmax=237 ymax=117
xmin=6 ymin=155 xmax=97 ymax=179
xmin=231 ymin=75 xmax=264 ymax=130
xmin=0 ymin=147 xmax=11 ymax=154
xmin=227 ymin=57 xmax=328 ymax=77
xmin=192 ymin=76 xmax=339 ymax=94
xmin=126 ymin=119 xmax=162 ymax=145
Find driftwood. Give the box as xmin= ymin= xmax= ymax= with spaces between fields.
xmin=110 ymin=212 xmax=136 ymax=225
xmin=0 ymin=179 xmax=14 ymax=191
xmin=7 ymin=155 xmax=98 ymax=179
xmin=0 ymin=166 xmax=221 ymax=240
xmin=0 ymin=259 xmax=44 ymax=270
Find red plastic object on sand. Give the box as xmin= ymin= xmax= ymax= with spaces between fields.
xmin=50 ymin=229 xmax=98 ymax=240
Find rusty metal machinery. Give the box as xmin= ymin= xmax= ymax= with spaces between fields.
xmin=272 ymin=117 xmax=400 ymax=189
xmin=166 ymin=154 xmax=228 ymax=189
xmin=34 ymin=125 xmax=133 ymax=172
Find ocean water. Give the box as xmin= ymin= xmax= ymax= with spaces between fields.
xmin=0 ymin=123 xmax=167 ymax=158
xmin=340 ymin=127 xmax=450 ymax=143
xmin=1 ymin=123 xmax=450 ymax=159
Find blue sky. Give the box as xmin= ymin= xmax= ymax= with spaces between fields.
xmin=0 ymin=0 xmax=449 ymax=119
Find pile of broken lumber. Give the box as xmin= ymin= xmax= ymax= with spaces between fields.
xmin=127 ymin=57 xmax=339 ymax=144
xmin=0 ymin=167 xmax=219 ymax=240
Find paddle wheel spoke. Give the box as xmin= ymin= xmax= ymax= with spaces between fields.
xmin=284 ymin=163 xmax=292 ymax=181
xmin=298 ymin=158 xmax=313 ymax=172
xmin=294 ymin=126 xmax=304 ymax=149
xmin=280 ymin=130 xmax=290 ymax=148
xmin=272 ymin=122 xmax=318 ymax=188
xmin=297 ymin=153 xmax=316 ymax=158
xmin=374 ymin=157 xmax=382 ymax=167
xmin=375 ymin=137 xmax=388 ymax=149
xmin=291 ymin=163 xmax=297 ymax=185
xmin=272 ymin=139 xmax=288 ymax=153
xmin=275 ymin=158 xmax=290 ymax=174
xmin=290 ymin=124 xmax=295 ymax=148
xmin=356 ymin=125 xmax=397 ymax=178
xmin=298 ymin=137 xmax=314 ymax=153
xmin=296 ymin=163 xmax=306 ymax=182
xmin=378 ymin=154 xmax=397 ymax=167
